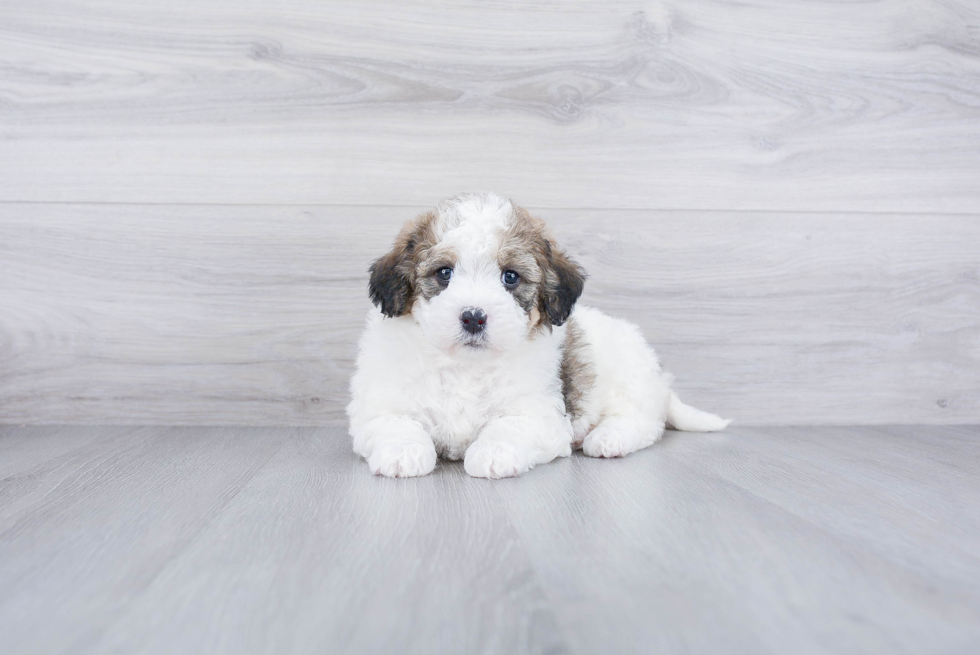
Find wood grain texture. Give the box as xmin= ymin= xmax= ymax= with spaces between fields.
xmin=1 ymin=203 xmax=977 ymax=425
xmin=92 ymin=428 xmax=567 ymax=655
xmin=0 ymin=426 xmax=288 ymax=654
xmin=0 ymin=0 xmax=978 ymax=211
xmin=0 ymin=425 xmax=105 ymax=480
xmin=492 ymin=424 xmax=980 ymax=654
xmin=0 ymin=425 xmax=978 ymax=654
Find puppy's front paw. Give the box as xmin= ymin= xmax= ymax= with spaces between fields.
xmin=464 ymin=439 xmax=531 ymax=479
xmin=368 ymin=440 xmax=437 ymax=478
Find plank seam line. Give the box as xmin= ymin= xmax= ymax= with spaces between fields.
xmin=1 ymin=200 xmax=979 ymax=217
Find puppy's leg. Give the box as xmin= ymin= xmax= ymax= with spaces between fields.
xmin=580 ymin=369 xmax=669 ymax=458
xmin=464 ymin=414 xmax=572 ymax=479
xmin=352 ymin=415 xmax=437 ymax=478
xmin=571 ymin=306 xmax=673 ymax=458
xmin=582 ymin=414 xmax=666 ymax=458
xmin=570 ymin=412 xmax=600 ymax=450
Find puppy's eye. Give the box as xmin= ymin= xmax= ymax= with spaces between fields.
xmin=501 ymin=270 xmax=520 ymax=288
xmin=435 ymin=267 xmax=453 ymax=283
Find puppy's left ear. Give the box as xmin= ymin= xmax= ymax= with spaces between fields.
xmin=541 ymin=242 xmax=586 ymax=326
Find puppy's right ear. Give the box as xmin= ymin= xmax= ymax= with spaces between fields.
xmin=368 ymin=213 xmax=433 ymax=317
xmin=368 ymin=248 xmax=413 ymax=318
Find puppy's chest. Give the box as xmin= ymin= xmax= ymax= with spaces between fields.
xmin=415 ymin=359 xmax=537 ymax=459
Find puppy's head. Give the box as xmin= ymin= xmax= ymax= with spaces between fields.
xmin=369 ymin=193 xmax=586 ymax=352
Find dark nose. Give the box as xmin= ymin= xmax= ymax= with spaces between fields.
xmin=460 ymin=307 xmax=487 ymax=334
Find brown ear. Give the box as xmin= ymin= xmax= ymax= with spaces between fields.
xmin=368 ymin=248 xmax=414 ymax=317
xmin=368 ymin=212 xmax=435 ymax=317
xmin=540 ymin=241 xmax=586 ymax=326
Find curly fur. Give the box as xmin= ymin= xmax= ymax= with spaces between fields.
xmin=348 ymin=193 xmax=729 ymax=478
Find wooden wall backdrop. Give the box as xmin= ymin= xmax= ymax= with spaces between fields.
xmin=0 ymin=0 xmax=978 ymax=425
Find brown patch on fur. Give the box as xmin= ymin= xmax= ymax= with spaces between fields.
xmin=560 ymin=316 xmax=596 ymax=421
xmin=372 ymin=199 xmax=586 ymax=327
xmin=502 ymin=205 xmax=587 ymax=328
xmin=368 ymin=211 xmax=442 ymax=317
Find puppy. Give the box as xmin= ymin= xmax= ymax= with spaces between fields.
xmin=347 ymin=193 xmax=729 ymax=478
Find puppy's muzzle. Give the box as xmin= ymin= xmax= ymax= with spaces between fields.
xmin=460 ymin=307 xmax=487 ymax=334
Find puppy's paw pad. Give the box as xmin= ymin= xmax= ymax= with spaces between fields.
xmin=368 ymin=441 xmax=437 ymax=478
xmin=582 ymin=429 xmax=636 ymax=458
xmin=464 ymin=441 xmax=530 ymax=479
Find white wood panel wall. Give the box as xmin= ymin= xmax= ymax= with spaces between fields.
xmin=3 ymin=0 xmax=980 ymax=211
xmin=0 ymin=0 xmax=978 ymax=425
xmin=1 ymin=204 xmax=976 ymax=425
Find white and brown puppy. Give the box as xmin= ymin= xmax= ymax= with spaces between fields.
xmin=348 ymin=193 xmax=729 ymax=478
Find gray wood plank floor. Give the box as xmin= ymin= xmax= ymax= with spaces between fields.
xmin=1 ymin=425 xmax=978 ymax=654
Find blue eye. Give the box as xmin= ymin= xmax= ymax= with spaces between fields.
xmin=436 ymin=267 xmax=453 ymax=283
xmin=502 ymin=270 xmax=520 ymax=288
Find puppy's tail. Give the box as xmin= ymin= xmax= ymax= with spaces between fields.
xmin=666 ymin=391 xmax=731 ymax=432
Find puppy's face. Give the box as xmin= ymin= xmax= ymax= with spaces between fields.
xmin=368 ymin=193 xmax=585 ymax=353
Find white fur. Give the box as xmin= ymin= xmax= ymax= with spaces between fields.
xmin=348 ymin=193 xmax=730 ymax=478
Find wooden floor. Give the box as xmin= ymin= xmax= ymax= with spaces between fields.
xmin=1 ymin=424 xmax=978 ymax=654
